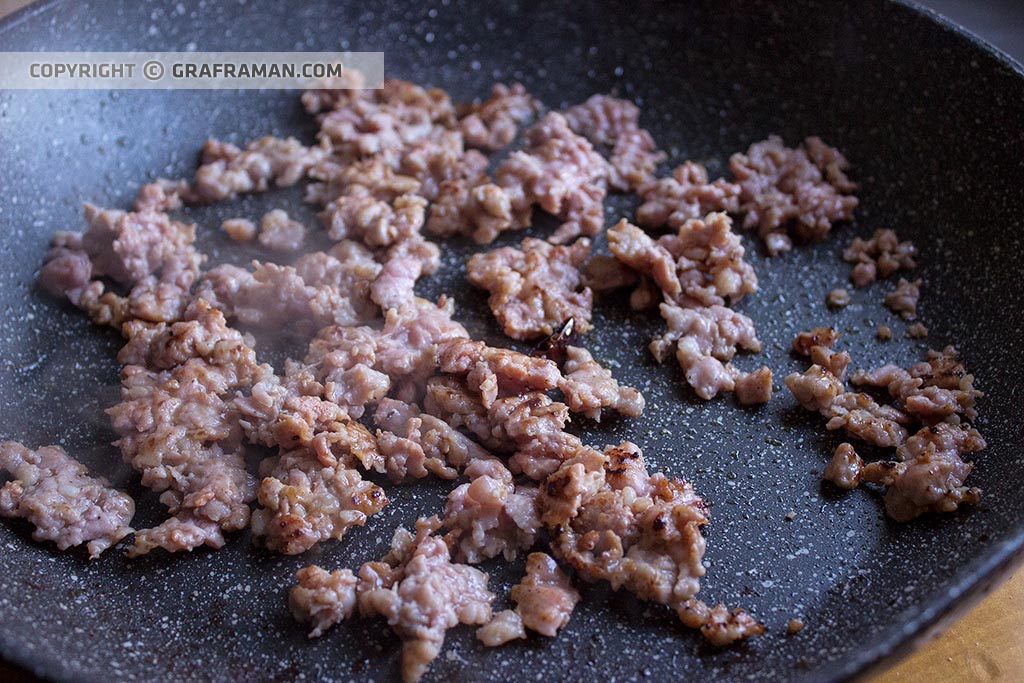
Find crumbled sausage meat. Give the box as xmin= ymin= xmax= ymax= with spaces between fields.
xmin=635 ymin=162 xmax=740 ymax=229
xmin=843 ymin=229 xmax=917 ymax=287
xmin=884 ymin=278 xmax=922 ymax=320
xmin=559 ymin=346 xmax=645 ymax=420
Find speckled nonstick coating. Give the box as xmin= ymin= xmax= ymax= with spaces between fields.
xmin=1 ymin=1 xmax=1023 ymax=681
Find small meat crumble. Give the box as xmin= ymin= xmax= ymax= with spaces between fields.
xmin=466 ymin=237 xmax=593 ymax=340
xmin=843 ymin=228 xmax=917 ymax=287
xmin=827 ymin=288 xmax=850 ymax=308
xmin=730 ymin=135 xmax=858 ymax=255
xmin=16 ymin=67 xmax=982 ymax=681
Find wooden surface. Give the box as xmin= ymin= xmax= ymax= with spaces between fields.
xmin=0 ymin=0 xmax=1021 ymax=681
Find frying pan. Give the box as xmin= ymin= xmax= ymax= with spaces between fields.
xmin=2 ymin=1 xmax=1024 ymax=681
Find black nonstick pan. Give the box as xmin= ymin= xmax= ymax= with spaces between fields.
xmin=2 ymin=1 xmax=1024 ymax=681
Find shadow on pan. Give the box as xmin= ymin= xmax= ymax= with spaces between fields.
xmin=1 ymin=1 xmax=1023 ymax=681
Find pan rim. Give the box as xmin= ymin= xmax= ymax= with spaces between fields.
xmin=0 ymin=1 xmax=1022 ymax=682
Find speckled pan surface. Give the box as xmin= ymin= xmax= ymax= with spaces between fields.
xmin=1 ymin=0 xmax=1023 ymax=681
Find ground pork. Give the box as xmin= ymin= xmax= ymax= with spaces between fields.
xmin=221 ymin=217 xmax=257 ymax=243
xmin=791 ymin=326 xmax=850 ymax=379
xmin=884 ymin=278 xmax=922 ymax=320
xmin=438 ymin=338 xmax=562 ymax=408
xmin=307 ymin=155 xmax=421 ymax=207
xmin=250 ymin=444 xmax=388 ymax=554
xmin=290 ymin=566 xmax=359 ymax=637
xmin=107 ymin=302 xmax=260 ymax=556
xmin=466 ymin=237 xmax=593 ymax=340
xmin=607 ymin=214 xmax=757 ymax=308
xmin=635 ymin=162 xmax=740 ymax=229
xmin=823 ymin=442 xmax=863 ymax=489
xmin=187 ymin=136 xmax=325 ymax=203
xmin=476 ymin=609 xmax=526 ymax=646
xmin=441 ymin=459 xmax=540 ymax=563
xmin=0 ymin=441 xmax=135 ymax=558
xmin=563 ymin=94 xmax=666 ymax=191
xmin=458 ymin=83 xmax=539 ymax=150
xmin=510 ymin=552 xmax=580 ymax=637
xmin=843 ymin=229 xmax=917 ymax=287
xmin=907 ymin=322 xmax=929 ymax=338
xmin=496 ymin=112 xmax=610 ymax=244
xmin=676 ymin=598 xmax=767 ymax=647
xmin=849 ymin=346 xmax=982 ymax=424
xmin=320 ymin=193 xmax=427 ymax=248
xmin=827 ymin=288 xmax=850 ymax=308
xmin=38 ymin=204 xmax=204 ymax=328
xmin=196 ymin=244 xmax=382 ymax=329
xmin=134 ymin=178 xmax=189 ymax=212
xmin=425 ymin=178 xmax=518 ymax=244
xmin=397 ymin=130 xmax=489 ymax=201
xmin=257 ymin=209 xmax=307 ymax=252
xmin=374 ymin=398 xmax=494 ymax=482
xmin=490 ymin=393 xmax=586 ymax=480
xmin=861 ymin=424 xmax=985 ymax=521
xmin=357 ymin=520 xmax=494 ymax=683
xmin=558 ymin=346 xmax=645 ymax=420
xmin=422 ymin=376 xmax=503 ymax=451
xmin=729 ymin=136 xmax=857 ymax=255
xmin=650 ymin=303 xmax=768 ymax=401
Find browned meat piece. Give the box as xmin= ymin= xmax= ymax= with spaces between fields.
xmin=635 ymin=162 xmax=740 ymax=229
xmin=290 ymin=566 xmax=358 ymax=637
xmin=729 ymin=136 xmax=858 ymax=255
xmin=563 ymin=94 xmax=666 ymax=190
xmin=496 ymin=112 xmax=610 ymax=244
xmin=862 ymin=424 xmax=985 ymax=521
xmin=850 ymin=346 xmax=982 ymax=424
xmin=826 ymin=288 xmax=850 ymax=308
xmin=0 ymin=442 xmax=135 ymax=558
xmin=877 ymin=325 xmax=893 ymax=341
xmin=607 ymin=214 xmax=757 ymax=308
xmin=251 ymin=444 xmax=388 ymax=554
xmin=134 ymin=178 xmax=189 ymax=212
xmin=843 ymin=229 xmax=917 ymax=287
xmin=491 ymin=393 xmax=585 ymax=480
xmin=510 ymin=552 xmax=580 ymax=637
xmin=197 ymin=243 xmax=382 ymax=329
xmin=315 ymin=80 xmax=456 ymax=167
xmin=108 ymin=303 xmax=260 ymax=556
xmin=438 ymin=338 xmax=562 ymax=408
xmin=258 ymin=209 xmax=307 ymax=252
xmin=651 ymin=303 xmax=766 ymax=401
xmin=676 ymin=599 xmax=766 ymax=647
xmin=398 ymin=129 xmax=489 ymax=201
xmin=907 ymin=322 xmax=929 ymax=338
xmin=884 ymin=278 xmax=922 ymax=320
xmin=823 ymin=442 xmax=863 ymax=489
xmin=307 ymin=156 xmax=421 ymax=206
xmin=374 ymin=398 xmax=494 ymax=482
xmin=320 ymin=193 xmax=427 ymax=247
xmin=442 ymin=459 xmax=540 ymax=563
xmin=188 ymin=136 xmax=325 ymax=203
xmin=357 ymin=521 xmax=494 ymax=683
xmin=458 ymin=83 xmax=539 ymax=150
xmin=558 ymin=346 xmax=645 ymax=420
xmin=466 ymin=237 xmax=594 ymax=340
xmin=422 ymin=376 xmax=502 ymax=451
xmin=38 ymin=204 xmax=204 ymax=328
xmin=580 ymin=253 xmax=640 ymax=292
xmin=476 ymin=609 xmax=526 ymax=646
xmin=734 ymin=366 xmax=774 ymax=406
xmin=792 ymin=326 xmax=840 ymax=355
xmin=221 ymin=217 xmax=256 ymax=243
xmin=786 ymin=367 xmax=909 ymax=447
xmin=425 ymin=178 xmax=518 ymax=244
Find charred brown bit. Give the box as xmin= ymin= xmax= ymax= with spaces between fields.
xmin=496 ymin=112 xmax=610 ymax=244
xmin=0 ymin=441 xmax=135 ymax=558
xmin=823 ymin=443 xmax=863 ymax=490
xmin=563 ymin=94 xmax=667 ymax=191
xmin=884 ymin=278 xmax=922 ymax=320
xmin=792 ymin=326 xmax=840 ymax=356
xmin=843 ymin=229 xmax=917 ymax=287
xmin=787 ymin=618 xmax=805 ymax=635
xmin=530 ymin=317 xmax=578 ymax=363
xmin=636 ymin=161 xmax=740 ymax=229
xmin=466 ymin=237 xmax=594 ymax=340
xmin=607 ymin=214 xmax=757 ymax=308
xmin=877 ymin=325 xmax=893 ymax=341
xmin=677 ymin=599 xmax=767 ymax=647
xmin=730 ymin=135 xmax=857 ymax=255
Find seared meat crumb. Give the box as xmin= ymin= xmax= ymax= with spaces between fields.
xmin=827 ymin=288 xmax=850 ymax=308
xmin=823 ymin=443 xmax=863 ymax=489
xmin=467 ymin=237 xmax=594 ymax=340
xmin=0 ymin=441 xmax=135 ymax=558
xmin=559 ymin=346 xmax=645 ymax=420
xmin=884 ymin=278 xmax=922 ymax=320
xmin=636 ymin=161 xmax=740 ymax=229
xmin=221 ymin=217 xmax=256 ymax=243
xmin=843 ymin=229 xmax=917 ymax=287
